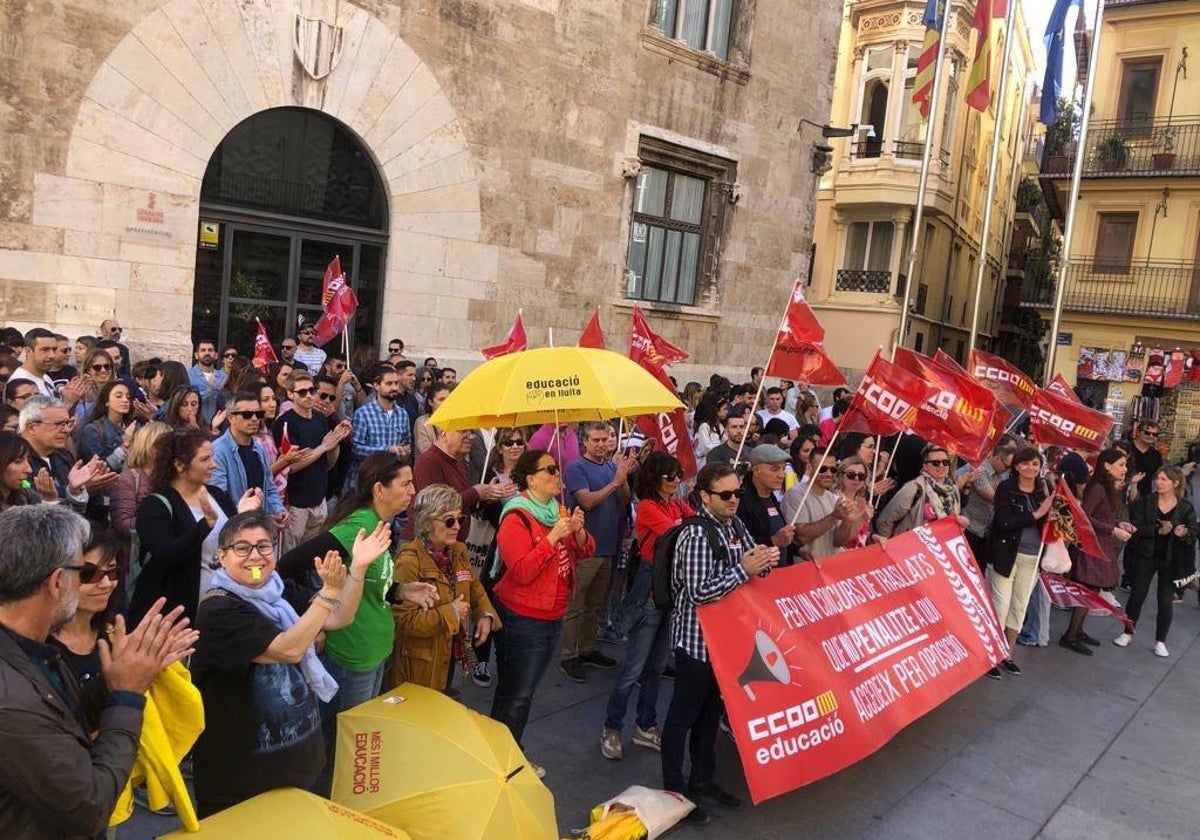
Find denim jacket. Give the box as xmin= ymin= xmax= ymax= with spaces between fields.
xmin=210 ymin=430 xmax=284 ymax=515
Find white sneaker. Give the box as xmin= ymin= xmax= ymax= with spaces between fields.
xmin=600 ymin=727 xmax=624 ymax=760
xmin=1154 ymin=642 xmax=1169 ymax=658
xmin=1113 ymin=633 xmax=1133 ymax=647
xmin=530 ymin=763 xmax=546 ymax=779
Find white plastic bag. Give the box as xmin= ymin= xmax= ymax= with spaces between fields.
xmin=1041 ymin=540 xmax=1072 ymax=574
xmin=593 ymin=786 xmax=695 ymax=840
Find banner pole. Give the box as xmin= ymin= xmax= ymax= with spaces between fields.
xmin=1045 ymin=0 xmax=1105 ymax=382
xmin=788 ymin=429 xmax=841 ymax=527
xmin=967 ymin=0 xmax=1018 ymax=353
xmin=869 ymin=433 xmax=883 ymax=507
xmin=894 ymin=0 xmax=955 ymax=358
xmin=734 ymin=278 xmax=797 ymax=468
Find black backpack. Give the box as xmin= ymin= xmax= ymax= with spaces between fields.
xmin=652 ymin=516 xmax=728 ymax=611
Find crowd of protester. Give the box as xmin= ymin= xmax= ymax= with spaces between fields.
xmin=0 ymin=320 xmax=1196 ymax=834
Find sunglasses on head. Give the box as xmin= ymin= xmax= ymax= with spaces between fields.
xmin=501 ymin=438 xmax=525 ymax=447
xmin=440 ymin=514 xmax=468 ymax=529
xmin=231 ymin=410 xmax=266 ymax=420
xmin=925 ymin=459 xmax=951 ymax=467
xmin=533 ymin=464 xmax=560 ymax=476
xmin=706 ymin=489 xmax=739 ymax=501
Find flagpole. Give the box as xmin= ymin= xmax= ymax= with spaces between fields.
xmin=895 ymin=0 xmax=955 ymax=358
xmin=967 ymin=0 xmax=1019 ymax=353
xmin=1045 ymin=0 xmax=1105 ymax=383
xmin=734 ymin=279 xmax=797 ymax=468
xmin=868 ymin=434 xmax=882 ymax=507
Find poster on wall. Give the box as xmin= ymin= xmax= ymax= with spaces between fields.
xmin=1076 ymin=347 xmax=1095 ymax=380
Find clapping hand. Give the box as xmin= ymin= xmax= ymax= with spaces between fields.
xmin=314 ymin=550 xmax=347 ymax=597
xmin=100 ymin=598 xmax=199 ymax=694
xmin=350 ymin=523 xmax=392 ymax=576
xmin=32 ymin=468 xmax=57 ymax=503
xmin=566 ymin=506 xmax=585 ymax=534
xmin=237 ymin=488 xmax=263 ymax=512
xmin=397 ymin=581 xmax=438 ymax=609
xmin=741 ymin=545 xmax=779 ymax=576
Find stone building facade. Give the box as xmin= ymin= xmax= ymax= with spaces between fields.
xmin=0 ymin=0 xmax=841 ymax=377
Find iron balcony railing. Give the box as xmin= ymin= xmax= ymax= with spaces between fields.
xmin=835 ymin=268 xmax=901 ymax=294
xmin=1020 ymin=259 xmax=1200 ymax=320
xmin=1041 ymin=117 xmax=1200 ymax=178
xmin=1014 ymin=195 xmax=1048 ymax=233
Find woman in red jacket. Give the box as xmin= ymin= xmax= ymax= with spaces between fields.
xmin=489 ymin=448 xmax=593 ymax=778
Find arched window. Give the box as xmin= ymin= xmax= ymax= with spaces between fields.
xmin=192 ymin=108 xmax=388 ymax=355
xmin=854 ymin=46 xmax=893 ymax=159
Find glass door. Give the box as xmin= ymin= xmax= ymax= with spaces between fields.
xmin=224 ymin=226 xmax=293 ymax=353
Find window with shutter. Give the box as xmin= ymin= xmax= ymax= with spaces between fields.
xmin=1094 ymin=212 xmax=1138 ymax=274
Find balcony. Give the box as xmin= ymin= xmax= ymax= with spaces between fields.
xmin=1019 ymin=258 xmax=1200 ymax=320
xmin=835 ymin=268 xmax=902 ymax=294
xmin=1040 ymin=117 xmax=1200 ymax=179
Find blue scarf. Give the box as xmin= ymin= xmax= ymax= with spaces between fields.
xmin=209 ymin=568 xmax=339 ymax=703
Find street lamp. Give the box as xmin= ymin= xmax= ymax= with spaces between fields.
xmin=800 ymin=120 xmax=876 ymax=174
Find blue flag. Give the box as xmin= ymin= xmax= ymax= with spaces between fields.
xmin=1041 ymin=0 xmax=1084 ymax=125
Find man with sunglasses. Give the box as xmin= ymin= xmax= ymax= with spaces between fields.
xmin=784 ymin=448 xmax=856 ymax=561
xmin=386 ymin=339 xmax=406 ymax=363
xmin=0 ymin=505 xmax=199 ymax=840
xmin=98 ymin=318 xmax=131 ymax=377
xmin=212 ymin=392 xmax=286 ymax=528
xmin=661 ymin=463 xmax=778 ymax=824
xmin=279 ymin=338 xmax=298 ymax=366
xmin=293 ymin=321 xmax=327 ymax=374
xmin=1128 ymin=421 xmax=1163 ymax=502
xmin=273 ymin=371 xmax=352 ymax=553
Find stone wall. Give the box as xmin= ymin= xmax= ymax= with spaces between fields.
xmin=0 ymin=0 xmax=840 ymax=376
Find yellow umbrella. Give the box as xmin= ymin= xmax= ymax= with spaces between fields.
xmin=331 ymin=684 xmax=557 ymax=840
xmin=161 ymin=788 xmax=410 ymax=838
xmin=427 ymin=346 xmax=682 ymax=431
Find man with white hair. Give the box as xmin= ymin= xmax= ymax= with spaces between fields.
xmin=19 ymin=396 xmax=114 ymax=511
xmin=0 ymin=505 xmax=197 ymax=838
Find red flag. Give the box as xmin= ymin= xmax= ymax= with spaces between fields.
xmin=629 ymin=306 xmax=698 ymax=479
xmin=1029 ymin=387 xmax=1113 ymax=451
xmin=578 ymin=308 xmax=606 ymax=350
xmin=313 ymin=256 xmax=359 ymax=346
xmin=968 ymin=348 xmax=1036 ymax=409
xmin=1046 ymin=372 xmax=1081 ymax=403
xmin=1042 ymin=477 xmax=1106 ymax=557
xmin=840 ymin=351 xmax=933 ymax=437
xmin=252 ymin=318 xmax=278 ymax=373
xmin=894 ymin=348 xmax=996 ymax=462
xmin=481 ymin=312 xmax=528 ymax=360
xmin=1041 ymin=572 xmax=1133 ymax=628
xmin=765 ymin=284 xmax=845 ymax=386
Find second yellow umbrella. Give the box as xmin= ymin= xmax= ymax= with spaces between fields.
xmin=161 ymin=788 xmax=409 ymax=839
xmin=427 ymin=346 xmax=682 ymax=431
xmin=331 ymin=684 xmax=557 ymax=840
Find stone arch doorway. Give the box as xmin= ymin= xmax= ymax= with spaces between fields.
xmin=192 ymin=107 xmax=389 ymax=354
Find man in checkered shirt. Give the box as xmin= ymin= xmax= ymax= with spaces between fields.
xmin=662 ymin=463 xmax=779 ymax=824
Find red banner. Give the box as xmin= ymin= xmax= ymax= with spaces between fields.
xmin=764 ymin=285 xmax=845 ymax=386
xmin=1029 ymin=387 xmax=1113 ymax=451
xmin=481 ymin=312 xmax=528 ymax=360
xmin=699 ymin=518 xmax=1007 ymax=803
xmin=313 ymin=256 xmax=358 ymax=346
xmin=968 ymin=349 xmax=1036 ymax=410
xmin=841 ymin=351 xmax=933 ymax=438
xmin=1040 ymin=572 xmax=1132 ymax=627
xmin=1042 ymin=477 xmax=1105 ymax=557
xmin=1046 ymin=373 xmax=1081 ymax=402
xmin=629 ymin=306 xmax=697 ymax=479
xmin=578 ymin=308 xmax=606 ymax=350
xmin=893 ymin=348 xmax=996 ymax=463
xmin=252 ymin=318 xmax=278 ymax=373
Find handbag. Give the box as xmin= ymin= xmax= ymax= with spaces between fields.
xmin=464 ymin=514 xmax=497 ymax=576
xmin=1041 ymin=539 xmax=1072 ymax=574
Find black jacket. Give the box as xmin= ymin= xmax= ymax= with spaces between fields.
xmin=128 ymin=485 xmax=236 ymax=625
xmin=987 ymin=477 xmax=1050 ymax=578
xmin=737 ymin=484 xmax=795 ymax=564
xmin=1127 ymin=494 xmax=1197 ymax=584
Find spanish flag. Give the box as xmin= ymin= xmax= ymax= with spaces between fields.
xmin=911 ymin=0 xmax=944 ymax=120
xmin=965 ymin=0 xmax=1009 ymax=112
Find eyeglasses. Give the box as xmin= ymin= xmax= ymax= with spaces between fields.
xmin=706 ymin=489 xmax=739 ymax=501
xmin=925 ymin=459 xmax=951 ymax=467
xmin=842 ymin=471 xmax=868 ymax=481
xmin=662 ymin=471 xmax=684 ymax=481
xmin=440 ymin=515 xmax=468 ymax=529
xmin=815 ymin=465 xmax=837 ymax=475
xmin=501 ymin=438 xmax=525 ymax=447
xmin=281 ymin=344 xmax=297 ymax=351
xmin=222 ymin=352 xmax=237 ymax=359
xmin=79 ymin=563 xmax=120 ymax=584
xmin=532 ymin=464 xmax=560 ymax=476
xmin=388 ymin=347 xmax=402 ymax=353
xmin=292 ymin=386 xmax=315 ymax=396
xmin=224 ymin=540 xmax=275 ymax=559
xmin=108 ymin=327 xmax=122 ymax=334
xmin=231 ymin=410 xmax=266 ymax=420
xmin=1142 ymin=431 xmax=1159 ymax=437
xmin=89 ymin=363 xmax=112 ymax=372
xmin=316 ymin=392 xmax=338 ymax=402
xmin=31 ymin=420 xmax=73 ymax=429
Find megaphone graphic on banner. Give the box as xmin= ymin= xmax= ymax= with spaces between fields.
xmin=738 ymin=630 xmax=792 ymax=701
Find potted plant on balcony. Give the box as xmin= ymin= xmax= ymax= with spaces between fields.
xmin=1042 ymin=97 xmax=1078 ymax=174
xmin=1095 ymin=134 xmax=1129 ymax=172
xmin=1153 ymin=127 xmax=1177 ymax=170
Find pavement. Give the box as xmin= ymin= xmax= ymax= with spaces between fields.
xmin=125 ymin=591 xmax=1200 ymax=839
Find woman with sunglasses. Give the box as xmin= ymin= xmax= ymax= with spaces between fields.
xmin=220 ymin=345 xmax=240 ymax=376
xmin=50 ymin=531 xmax=125 ymax=716
xmin=877 ymin=445 xmax=969 ymax=538
xmin=601 ymin=451 xmax=692 ymax=762
xmin=490 ymin=449 xmax=593 ymax=778
xmin=393 ymin=484 xmax=499 ymax=693
xmin=70 ymin=348 xmax=117 ymax=429
xmin=0 ymin=431 xmax=55 ymax=509
xmin=834 ymin=455 xmax=876 ymax=550
xmin=468 ymin=427 xmax=525 ymax=686
xmin=413 ymin=383 xmax=453 ymax=456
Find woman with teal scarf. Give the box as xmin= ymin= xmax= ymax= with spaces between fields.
xmin=490 ymin=448 xmax=593 ymax=780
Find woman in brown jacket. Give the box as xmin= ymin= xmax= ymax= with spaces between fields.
xmin=393 ymin=483 xmax=499 ymax=692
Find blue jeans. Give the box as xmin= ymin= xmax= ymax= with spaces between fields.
xmin=490 ymin=601 xmax=562 ymax=746
xmin=605 ymin=565 xmax=669 ymax=731
xmin=315 ymin=656 xmax=387 ymax=795
xmin=1018 ymin=575 xmax=1050 ymax=646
